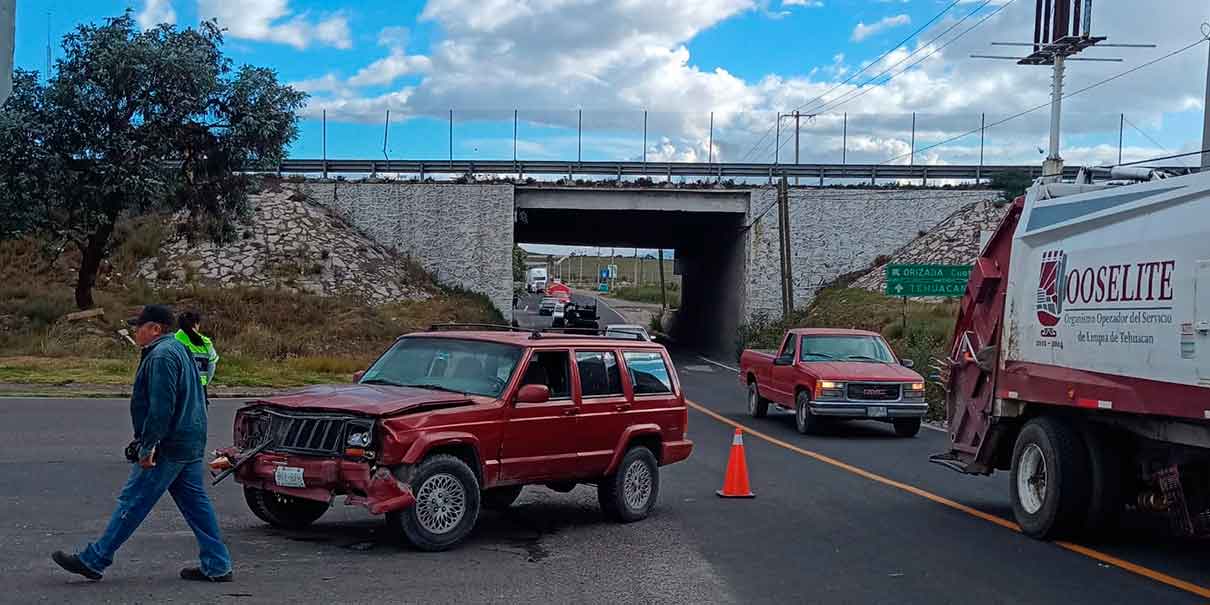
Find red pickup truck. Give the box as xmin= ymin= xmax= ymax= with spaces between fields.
xmin=213 ymin=328 xmax=692 ymax=551
xmin=739 ymin=328 xmax=927 ymax=437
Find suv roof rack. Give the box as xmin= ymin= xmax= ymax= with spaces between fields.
xmin=428 ymin=323 xmax=531 ymax=333
xmin=536 ymin=327 xmax=645 ymax=341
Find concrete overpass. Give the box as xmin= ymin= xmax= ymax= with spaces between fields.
xmin=297 ymin=181 xmax=1000 ymax=352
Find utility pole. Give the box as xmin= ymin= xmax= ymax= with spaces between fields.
xmin=793 ymin=110 xmax=801 ymax=185
xmin=708 ymin=112 xmax=714 ymax=164
xmin=1202 ymin=33 xmax=1210 ymax=170
xmin=774 ymin=113 xmax=781 ymax=164
xmin=1118 ymin=113 xmax=1124 ymax=165
xmin=1042 ymin=54 xmax=1066 ymax=177
xmin=909 ymin=112 xmax=916 ymax=166
xmin=643 ymin=110 xmax=648 ymax=165
xmin=322 ymin=109 xmax=328 ymax=179
xmin=0 ymin=0 xmax=12 ymax=106
xmin=972 ymin=1 xmax=1149 ymax=180
xmin=634 ymin=247 xmax=640 ymax=285
xmin=842 ymin=113 xmax=847 ymax=165
xmin=448 ymin=110 xmax=453 ymax=164
xmin=776 ymin=176 xmax=794 ymax=317
xmin=513 ymin=109 xmax=518 ymax=164
xmin=658 ymin=248 xmax=668 ymax=310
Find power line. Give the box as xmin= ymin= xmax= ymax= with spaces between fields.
xmin=809 ymin=0 xmax=1010 ymax=117
xmin=737 ymin=0 xmax=965 ymax=162
xmin=762 ymin=0 xmax=1012 ymax=163
xmin=1123 ymin=115 xmax=1189 ymax=166
xmin=878 ymin=34 xmax=1210 ymax=165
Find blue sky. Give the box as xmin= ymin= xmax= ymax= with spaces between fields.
xmin=12 ymin=0 xmax=1210 ymax=170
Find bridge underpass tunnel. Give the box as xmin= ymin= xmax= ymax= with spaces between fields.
xmin=514 ymin=187 xmax=748 ymax=352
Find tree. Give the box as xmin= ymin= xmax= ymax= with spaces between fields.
xmin=0 ymin=13 xmax=306 ymax=308
xmin=989 ymin=170 xmax=1034 ymax=207
xmin=512 ymin=245 xmax=527 ymax=283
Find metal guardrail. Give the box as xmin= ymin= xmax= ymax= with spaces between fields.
xmin=271 ymin=159 xmax=1083 ymax=182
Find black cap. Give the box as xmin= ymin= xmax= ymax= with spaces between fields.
xmin=127 ymin=304 xmax=175 ymax=327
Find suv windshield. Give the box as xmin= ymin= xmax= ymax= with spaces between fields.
xmin=800 ymin=335 xmax=894 ymax=363
xmin=360 ymin=337 xmax=524 ymax=398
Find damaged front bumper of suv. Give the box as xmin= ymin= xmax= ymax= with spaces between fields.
xmin=213 ymin=446 xmax=416 ymax=514
xmin=213 ymin=406 xmax=416 ymax=515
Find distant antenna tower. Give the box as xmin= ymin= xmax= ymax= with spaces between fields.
xmin=972 ymin=0 xmax=1154 ymax=177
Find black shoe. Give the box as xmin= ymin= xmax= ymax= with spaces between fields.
xmin=52 ymin=551 xmax=102 ymax=581
xmin=180 ymin=567 xmax=233 ymax=582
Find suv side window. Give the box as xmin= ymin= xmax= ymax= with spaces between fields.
xmin=778 ymin=333 xmax=797 ymax=360
xmin=622 ymin=351 xmax=673 ymax=395
xmin=520 ymin=350 xmax=572 ymax=399
xmin=575 ymin=351 xmax=623 ymax=397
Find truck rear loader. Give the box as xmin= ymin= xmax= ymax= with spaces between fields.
xmin=932 ymin=169 xmax=1210 ymax=540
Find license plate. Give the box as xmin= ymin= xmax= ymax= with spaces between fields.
xmin=274 ymin=466 xmax=306 ymax=488
xmin=867 ymin=406 xmax=888 ymax=418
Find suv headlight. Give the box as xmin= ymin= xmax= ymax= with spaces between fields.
xmin=904 ymin=382 xmax=926 ymax=399
xmin=347 ymin=431 xmax=371 ymax=447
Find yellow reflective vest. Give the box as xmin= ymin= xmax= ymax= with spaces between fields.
xmin=174 ymin=330 xmax=219 ymax=387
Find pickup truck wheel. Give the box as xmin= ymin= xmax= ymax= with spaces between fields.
xmin=482 ymin=485 xmax=524 ymax=511
xmin=387 ymin=454 xmax=481 ymax=551
xmin=598 ymin=447 xmax=660 ymax=523
xmin=893 ymin=418 xmax=922 ymax=438
xmin=747 ymin=382 xmax=769 ymax=418
xmin=1010 ymin=417 xmax=1091 ymax=540
xmin=795 ymin=391 xmax=820 ymax=435
xmin=244 ymin=487 xmax=329 ymax=530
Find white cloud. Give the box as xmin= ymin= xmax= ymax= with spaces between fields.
xmin=137 ymin=0 xmax=177 ymax=29
xmin=348 ymin=53 xmax=432 ymax=87
xmin=377 ymin=26 xmax=410 ymax=48
xmin=852 ymin=14 xmax=911 ymax=42
xmin=197 ymin=0 xmax=351 ymax=49
xmin=783 ymin=0 xmax=823 ymax=6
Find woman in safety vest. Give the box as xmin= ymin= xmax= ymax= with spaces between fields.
xmin=175 ymin=311 xmax=219 ymax=389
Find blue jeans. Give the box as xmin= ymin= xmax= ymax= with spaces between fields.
xmin=79 ymin=461 xmax=232 ymax=577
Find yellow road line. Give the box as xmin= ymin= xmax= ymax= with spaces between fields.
xmin=686 ymin=399 xmax=1210 ymax=600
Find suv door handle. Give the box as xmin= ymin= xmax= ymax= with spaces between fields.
xmin=615 ymin=403 xmax=631 ymax=411
xmin=562 ymin=408 xmax=579 ymax=416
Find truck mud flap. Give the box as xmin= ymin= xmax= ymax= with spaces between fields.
xmin=928 ymin=452 xmax=977 ymax=474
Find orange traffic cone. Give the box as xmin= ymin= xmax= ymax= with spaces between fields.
xmin=716 ymin=428 xmax=755 ymax=498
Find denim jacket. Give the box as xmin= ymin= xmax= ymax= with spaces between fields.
xmin=131 ymin=334 xmax=208 ymax=463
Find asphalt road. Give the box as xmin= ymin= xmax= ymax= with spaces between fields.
xmin=3 ymin=331 xmax=1209 ymax=603
xmin=513 ymin=291 xmax=629 ymax=331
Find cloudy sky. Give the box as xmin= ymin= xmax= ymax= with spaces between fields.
xmin=12 ymin=0 xmax=1210 ymax=171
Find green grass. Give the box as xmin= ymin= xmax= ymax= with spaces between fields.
xmin=609 ymin=285 xmax=681 ymax=307
xmin=738 ymin=287 xmax=959 ymax=419
xmin=0 ymin=354 xmax=374 ymax=389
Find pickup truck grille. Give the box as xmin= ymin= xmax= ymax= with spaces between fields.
xmin=846 ymin=383 xmax=901 ymax=401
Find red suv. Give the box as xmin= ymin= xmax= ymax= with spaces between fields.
xmin=213 ymin=328 xmax=693 ymax=551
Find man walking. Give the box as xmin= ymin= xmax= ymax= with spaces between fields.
xmin=52 ymin=305 xmax=233 ymax=582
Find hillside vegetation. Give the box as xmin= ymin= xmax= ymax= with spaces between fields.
xmin=0 ymin=233 xmax=501 ymax=390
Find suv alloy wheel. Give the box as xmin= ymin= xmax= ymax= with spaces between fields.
xmin=388 ymin=454 xmax=481 ymax=551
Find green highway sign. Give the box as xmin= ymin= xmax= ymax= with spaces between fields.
xmin=885 ymin=264 xmax=971 ymax=298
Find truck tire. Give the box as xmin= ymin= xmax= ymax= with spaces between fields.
xmin=1009 ymin=417 xmax=1092 ymax=540
xmin=598 ymin=446 xmax=660 ymax=522
xmin=387 ymin=454 xmax=481 ymax=551
xmin=748 ymin=382 xmax=769 ymax=418
xmin=795 ymin=391 xmax=821 ymax=435
xmin=244 ymin=487 xmax=329 ymax=530
xmin=481 ymin=485 xmax=524 ymax=511
xmin=1081 ymin=424 xmax=1125 ymax=534
xmin=893 ymin=418 xmax=922 ymax=438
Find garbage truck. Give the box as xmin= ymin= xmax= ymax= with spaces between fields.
xmin=931 ymin=168 xmax=1210 ymax=540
